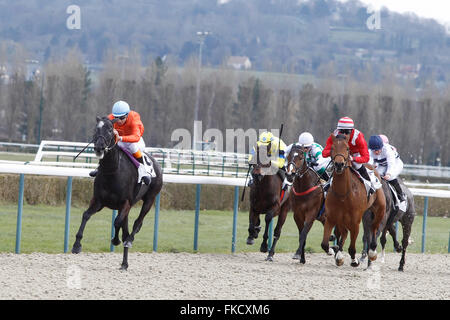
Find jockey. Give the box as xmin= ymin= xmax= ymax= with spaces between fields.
xmin=368 ymin=135 xmax=405 ymax=202
xmin=89 ymin=100 xmax=151 ymax=185
xmin=285 ymin=132 xmax=331 ymax=181
xmin=248 ymin=131 xmax=290 ymax=190
xmin=322 ymin=116 xmax=374 ymax=193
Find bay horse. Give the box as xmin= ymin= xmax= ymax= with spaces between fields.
xmin=321 ymin=134 xmax=386 ymax=267
xmin=286 ymin=144 xmax=334 ymax=264
xmin=246 ymin=144 xmax=291 ymax=261
xmin=361 ymin=177 xmax=415 ymax=271
xmin=71 ymin=116 xmax=163 ymax=270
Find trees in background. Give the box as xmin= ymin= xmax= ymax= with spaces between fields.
xmin=0 ymin=49 xmax=448 ymax=166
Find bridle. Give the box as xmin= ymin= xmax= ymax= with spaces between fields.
xmin=287 ymin=147 xmax=322 ymax=195
xmin=94 ymin=127 xmax=118 ymax=154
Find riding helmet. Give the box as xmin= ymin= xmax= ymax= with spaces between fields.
xmin=112 ymin=100 xmax=130 ymax=117
xmin=368 ymin=135 xmax=384 ymax=150
xmin=298 ymin=132 xmax=314 ymax=147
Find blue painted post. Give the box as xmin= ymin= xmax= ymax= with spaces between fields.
xmin=110 ymin=210 xmax=117 ymax=252
xmin=421 ymin=197 xmax=429 ymax=253
xmin=448 ymin=232 xmax=450 ymax=254
xmin=153 ymin=193 xmax=161 ymax=252
xmin=231 ymin=186 xmax=239 ymax=253
xmin=193 ymin=184 xmax=201 ymax=252
xmin=15 ymin=174 xmax=25 ymax=254
xmin=268 ymin=218 xmax=274 ymax=250
xmin=64 ymin=177 xmax=73 ymax=253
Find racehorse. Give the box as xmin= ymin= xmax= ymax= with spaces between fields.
xmin=321 ymin=134 xmax=386 ymax=267
xmin=71 ymin=116 xmax=163 ymax=270
xmin=361 ymin=177 xmax=415 ymax=271
xmin=286 ymin=144 xmax=333 ymax=264
xmin=246 ymin=144 xmax=291 ymax=261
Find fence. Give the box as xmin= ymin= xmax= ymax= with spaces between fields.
xmin=1 ymin=140 xmax=450 ymax=254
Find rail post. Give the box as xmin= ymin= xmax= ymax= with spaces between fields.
xmin=153 ymin=193 xmax=161 ymax=252
xmin=15 ymin=174 xmax=25 ymax=254
xmin=110 ymin=210 xmax=117 ymax=252
xmin=421 ymin=197 xmax=429 ymax=253
xmin=64 ymin=176 xmax=73 ymax=253
xmin=232 ymin=186 xmax=239 ymax=253
xmin=193 ymin=184 xmax=201 ymax=251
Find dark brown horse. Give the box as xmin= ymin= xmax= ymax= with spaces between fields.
xmin=362 ymin=177 xmax=416 ymax=271
xmin=247 ymin=145 xmax=291 ymax=261
xmin=321 ymin=134 xmax=386 ymax=267
xmin=286 ymin=144 xmax=334 ymax=264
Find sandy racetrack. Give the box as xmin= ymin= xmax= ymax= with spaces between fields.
xmin=0 ymin=252 xmax=448 ymax=300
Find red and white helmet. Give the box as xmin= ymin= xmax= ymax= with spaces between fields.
xmin=336 ymin=116 xmax=354 ymax=130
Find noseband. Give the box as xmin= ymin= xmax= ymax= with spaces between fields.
xmin=94 ymin=131 xmax=117 ymax=153
xmin=331 ymin=151 xmax=349 ymax=174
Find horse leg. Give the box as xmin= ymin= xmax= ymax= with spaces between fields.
xmin=368 ymin=192 xmax=386 ymax=262
xmin=260 ymin=211 xmax=273 ymax=253
xmin=335 ymin=227 xmax=348 ymax=267
xmin=360 ymin=211 xmax=372 ymax=263
xmin=112 ymin=200 xmax=131 ymax=247
xmin=292 ymin=208 xmax=304 ymax=260
xmin=298 ymin=220 xmax=314 ymax=264
xmin=126 ymin=195 xmax=156 ymax=246
xmin=247 ymin=208 xmax=261 ymax=245
xmin=398 ymin=220 xmax=413 ymax=272
xmin=267 ymin=204 xmax=288 ymax=261
xmin=380 ymin=229 xmax=388 ymax=263
xmin=321 ymin=218 xmax=335 ymax=256
xmin=120 ymin=215 xmax=130 ymax=271
xmin=387 ymin=223 xmax=402 ymax=253
xmin=71 ymin=198 xmax=103 ymax=254
xmin=349 ymin=226 xmax=360 ymax=267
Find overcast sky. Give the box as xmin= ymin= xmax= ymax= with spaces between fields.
xmin=347 ymin=0 xmax=450 ymax=24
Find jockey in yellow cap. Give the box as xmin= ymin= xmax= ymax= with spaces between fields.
xmin=248 ymin=131 xmax=290 ymax=190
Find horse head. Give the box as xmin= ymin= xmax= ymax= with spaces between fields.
xmin=93 ymin=116 xmax=119 ymax=159
xmin=331 ymin=134 xmax=351 ymax=174
xmin=286 ymin=144 xmax=307 ymax=183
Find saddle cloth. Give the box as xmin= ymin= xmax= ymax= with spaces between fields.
xmin=388 ymin=183 xmax=407 ymax=212
xmin=326 ymin=167 xmax=382 ymax=198
xmin=119 ymin=146 xmax=156 ymax=184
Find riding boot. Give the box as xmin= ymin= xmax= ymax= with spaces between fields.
xmin=357 ymin=166 xmax=374 ymax=195
xmin=389 ymin=178 xmax=405 ymax=202
xmin=136 ymin=156 xmax=151 ymax=185
xmin=89 ymin=169 xmax=98 ymax=177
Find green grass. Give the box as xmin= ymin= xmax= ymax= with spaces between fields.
xmin=0 ymin=204 xmax=448 ymax=254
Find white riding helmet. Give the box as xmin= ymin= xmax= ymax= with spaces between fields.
xmin=112 ymin=100 xmax=130 ymax=117
xmin=298 ymin=132 xmax=314 ymax=147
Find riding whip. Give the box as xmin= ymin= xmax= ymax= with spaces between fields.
xmin=74 ymin=138 xmax=95 ymax=160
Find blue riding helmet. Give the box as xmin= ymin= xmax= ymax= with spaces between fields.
xmin=112 ymin=101 xmax=130 ymax=117
xmin=368 ymin=135 xmax=384 ymax=151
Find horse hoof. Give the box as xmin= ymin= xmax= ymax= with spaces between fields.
xmin=368 ymin=249 xmax=377 ymax=261
xmin=123 ymin=241 xmax=132 ymax=248
xmin=329 ymin=234 xmax=336 ymax=242
xmin=351 ymin=259 xmax=360 ymax=267
xmin=246 ymin=238 xmax=254 ymax=245
xmin=71 ymin=244 xmax=82 ymax=254
xmin=111 ymin=238 xmax=121 ymax=246
xmin=395 ymin=246 xmax=403 ymax=253
xmin=300 ymin=258 xmax=306 ymax=264
xmin=335 ymin=251 xmax=344 ymax=266
xmin=260 ymin=244 xmax=268 ymax=253
xmin=265 ymin=256 xmax=273 ymax=262
xmin=292 ymin=254 xmax=300 ymax=260
xmin=120 ymin=264 xmax=128 ymax=271
xmin=398 ymin=266 xmax=404 ymax=272
xmin=327 ymin=248 xmax=334 ymax=256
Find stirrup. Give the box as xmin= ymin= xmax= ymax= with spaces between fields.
xmin=89 ymin=169 xmax=98 ymax=177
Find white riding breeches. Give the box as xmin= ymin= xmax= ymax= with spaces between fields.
xmin=118 ymin=137 xmax=146 ymax=155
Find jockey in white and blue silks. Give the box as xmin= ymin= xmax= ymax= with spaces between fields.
xmin=368 ymin=135 xmax=405 ymax=202
xmin=285 ymin=132 xmax=331 ymax=181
